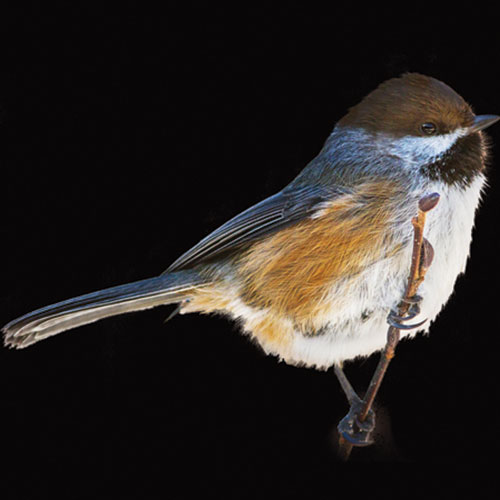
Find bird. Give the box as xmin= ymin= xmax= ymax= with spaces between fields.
xmin=3 ymin=73 xmax=498 ymax=377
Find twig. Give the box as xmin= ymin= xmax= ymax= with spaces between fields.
xmin=337 ymin=192 xmax=440 ymax=460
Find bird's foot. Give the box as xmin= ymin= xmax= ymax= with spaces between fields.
xmin=387 ymin=295 xmax=426 ymax=330
xmin=337 ymin=397 xmax=376 ymax=446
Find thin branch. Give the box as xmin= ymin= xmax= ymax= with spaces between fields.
xmin=337 ymin=192 xmax=440 ymax=460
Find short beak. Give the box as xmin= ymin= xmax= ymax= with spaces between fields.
xmin=468 ymin=114 xmax=500 ymax=134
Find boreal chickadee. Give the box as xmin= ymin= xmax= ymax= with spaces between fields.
xmin=3 ymin=73 xmax=498 ymax=370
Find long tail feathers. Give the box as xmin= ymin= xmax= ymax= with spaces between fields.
xmin=2 ymin=270 xmax=206 ymax=349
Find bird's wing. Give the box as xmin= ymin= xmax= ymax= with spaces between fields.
xmin=165 ymin=185 xmax=340 ymax=272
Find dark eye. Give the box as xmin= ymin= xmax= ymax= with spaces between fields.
xmin=420 ymin=122 xmax=437 ymax=135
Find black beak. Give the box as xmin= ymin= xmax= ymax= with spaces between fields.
xmin=468 ymin=114 xmax=500 ymax=133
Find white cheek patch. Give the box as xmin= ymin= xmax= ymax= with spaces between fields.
xmin=390 ymin=128 xmax=468 ymax=164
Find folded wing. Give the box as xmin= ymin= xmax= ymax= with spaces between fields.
xmin=165 ymin=185 xmax=341 ymax=272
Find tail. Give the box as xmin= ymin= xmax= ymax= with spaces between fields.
xmin=2 ymin=269 xmax=206 ymax=349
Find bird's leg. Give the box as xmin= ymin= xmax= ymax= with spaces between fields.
xmin=334 ymin=364 xmax=375 ymax=446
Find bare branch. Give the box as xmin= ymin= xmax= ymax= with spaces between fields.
xmin=337 ymin=192 xmax=440 ymax=460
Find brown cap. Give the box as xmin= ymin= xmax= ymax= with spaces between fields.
xmin=338 ymin=73 xmax=475 ymax=137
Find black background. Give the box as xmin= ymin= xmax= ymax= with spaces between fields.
xmin=1 ymin=4 xmax=499 ymax=496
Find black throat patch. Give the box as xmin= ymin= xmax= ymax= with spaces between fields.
xmin=420 ymin=133 xmax=486 ymax=187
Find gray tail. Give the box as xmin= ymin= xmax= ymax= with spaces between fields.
xmin=3 ymin=270 xmax=206 ymax=349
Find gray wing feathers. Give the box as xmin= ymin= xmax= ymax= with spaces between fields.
xmin=166 ymin=185 xmax=334 ymax=272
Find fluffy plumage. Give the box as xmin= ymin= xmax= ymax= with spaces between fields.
xmin=3 ymin=73 xmax=496 ymax=371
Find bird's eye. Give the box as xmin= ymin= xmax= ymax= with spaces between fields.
xmin=420 ymin=122 xmax=437 ymax=135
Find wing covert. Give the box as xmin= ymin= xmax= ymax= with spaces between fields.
xmin=165 ymin=185 xmax=339 ymax=272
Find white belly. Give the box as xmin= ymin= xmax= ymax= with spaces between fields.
xmin=286 ymin=176 xmax=485 ymax=369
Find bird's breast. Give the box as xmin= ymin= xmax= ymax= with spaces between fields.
xmin=413 ymin=174 xmax=486 ymax=327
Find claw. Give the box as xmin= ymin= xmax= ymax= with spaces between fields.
xmin=387 ymin=314 xmax=427 ymax=330
xmin=337 ymin=399 xmax=376 ymax=447
xmin=387 ymin=294 xmax=426 ymax=330
xmin=389 ymin=307 xmax=419 ymax=323
xmin=390 ymin=299 xmax=421 ymax=321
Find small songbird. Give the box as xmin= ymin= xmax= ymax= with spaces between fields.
xmin=3 ymin=74 xmax=498 ymax=372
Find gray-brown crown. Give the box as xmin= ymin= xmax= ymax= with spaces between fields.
xmin=338 ymin=73 xmax=475 ymax=137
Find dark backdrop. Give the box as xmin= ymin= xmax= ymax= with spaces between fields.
xmin=1 ymin=4 xmax=499 ymax=496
